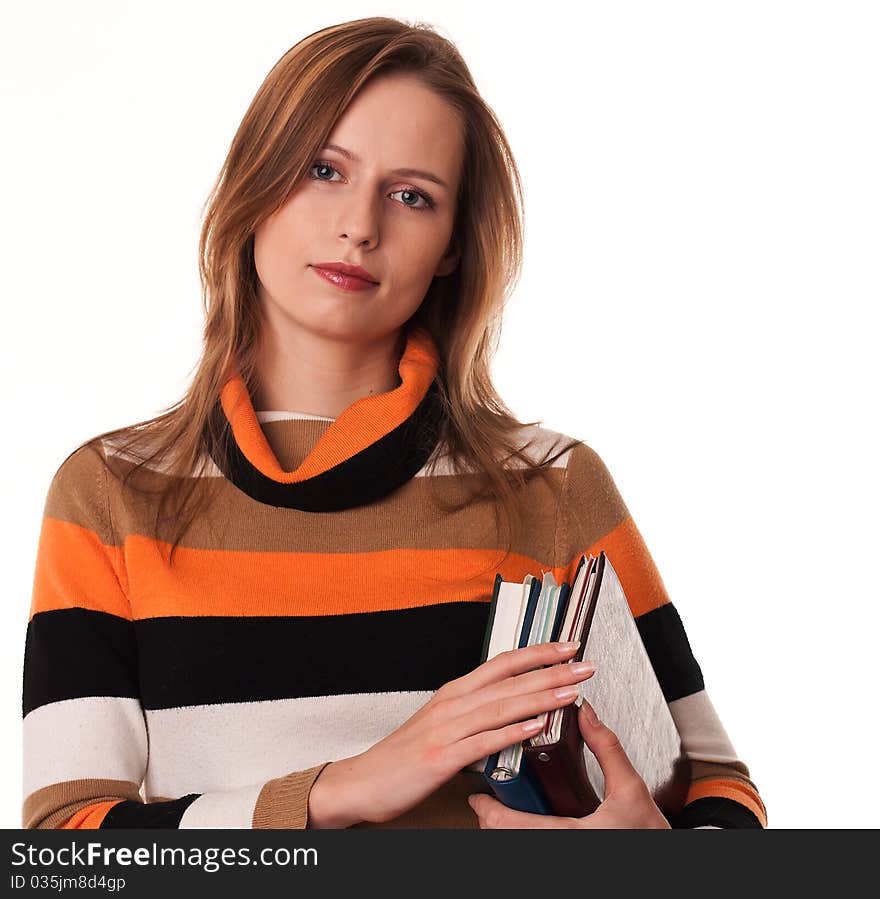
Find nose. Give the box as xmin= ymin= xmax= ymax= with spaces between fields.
xmin=337 ymin=187 xmax=380 ymax=249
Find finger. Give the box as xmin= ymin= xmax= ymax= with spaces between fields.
xmin=440 ymin=676 xmax=593 ymax=772
xmin=448 ymin=661 xmax=596 ymax=721
xmin=578 ymin=701 xmax=642 ymax=797
xmin=449 ymin=675 xmax=592 ymax=754
xmin=467 ymin=793 xmax=578 ymax=829
xmin=506 ymin=657 xmax=597 ymax=697
xmin=444 ymin=711 xmax=555 ymax=773
xmin=440 ymin=641 xmax=582 ymax=700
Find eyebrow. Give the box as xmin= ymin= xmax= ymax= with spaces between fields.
xmin=320 ymin=143 xmax=449 ymax=189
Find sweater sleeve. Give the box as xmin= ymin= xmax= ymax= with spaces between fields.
xmin=554 ymin=441 xmax=767 ymax=829
xmin=22 ymin=444 xmax=331 ymax=829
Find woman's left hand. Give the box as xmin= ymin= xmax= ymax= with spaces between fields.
xmin=467 ymin=700 xmax=672 ymax=829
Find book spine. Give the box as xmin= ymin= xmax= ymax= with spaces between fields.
xmin=522 ymin=703 xmax=601 ymax=817
xmin=479 ymin=573 xmax=503 ymax=664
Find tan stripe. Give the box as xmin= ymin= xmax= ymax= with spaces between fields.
xmin=23 ymin=778 xmax=141 ymax=829
xmin=556 ymin=441 xmax=630 ymax=552
xmin=255 ymin=418 xmax=333 ymax=471
xmin=108 ymin=464 xmax=565 ymax=553
xmin=252 ymin=762 xmax=331 ymax=829
xmin=690 ymin=758 xmax=754 ymax=783
xmin=42 ymin=445 xmax=115 ymax=545
xmin=44 ymin=429 xmax=570 ymax=552
xmin=100 ymin=444 xmax=622 ymax=558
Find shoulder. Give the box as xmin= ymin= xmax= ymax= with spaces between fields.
xmin=553 ymin=434 xmax=629 ymax=518
xmin=508 ymin=426 xmax=631 ymax=545
xmin=509 ymin=423 xmax=612 ymax=479
xmin=43 ymin=422 xmax=173 ymax=534
xmin=495 ymin=424 xmax=627 ymax=513
xmin=428 ymin=422 xmax=581 ymax=476
xmin=430 ymin=421 xmax=612 ymax=477
xmin=43 ymin=418 xmax=164 ymax=511
xmin=512 ymin=423 xmax=579 ymax=467
xmin=42 ymin=439 xmax=112 ymax=530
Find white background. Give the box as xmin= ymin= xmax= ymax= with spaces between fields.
xmin=2 ymin=0 xmax=877 ymax=829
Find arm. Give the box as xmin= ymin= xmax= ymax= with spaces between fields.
xmin=554 ymin=441 xmax=767 ymax=829
xmin=22 ymin=443 xmax=345 ymax=829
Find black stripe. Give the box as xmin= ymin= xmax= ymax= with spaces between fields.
xmin=99 ymin=795 xmax=201 ymax=828
xmin=23 ymin=601 xmax=492 ymax=713
xmin=135 ymin=600 xmax=491 ymax=710
xmin=213 ymin=380 xmax=445 ymax=511
xmin=671 ymin=796 xmax=764 ymax=829
xmin=634 ymin=602 xmax=704 ymax=702
xmin=23 ymin=608 xmax=139 ymax=717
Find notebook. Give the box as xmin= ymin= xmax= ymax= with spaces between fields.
xmin=477 ymin=551 xmax=690 ymax=818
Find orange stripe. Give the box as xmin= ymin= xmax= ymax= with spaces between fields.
xmin=563 ymin=516 xmax=670 ymax=618
xmin=34 ymin=535 xmax=561 ymax=619
xmin=220 ymin=326 xmax=439 ymax=482
xmin=29 ymin=518 xmax=131 ymax=621
xmin=31 ymin=514 xmax=665 ymax=622
xmin=60 ymin=800 xmax=125 ymax=829
xmin=686 ymin=778 xmax=767 ymax=828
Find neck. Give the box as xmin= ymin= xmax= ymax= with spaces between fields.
xmin=251 ymin=322 xmax=406 ymax=417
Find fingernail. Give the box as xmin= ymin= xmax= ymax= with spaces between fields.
xmin=570 ymin=661 xmax=595 ymax=675
xmin=555 ymin=640 xmax=580 ymax=653
xmin=581 ymin=701 xmax=600 ymax=726
xmin=555 ymin=686 xmax=579 ymax=699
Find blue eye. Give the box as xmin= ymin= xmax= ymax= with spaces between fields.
xmin=389 ymin=187 xmax=434 ymax=211
xmin=310 ymin=162 xmax=342 ymax=182
xmin=308 ymin=161 xmax=435 ymax=212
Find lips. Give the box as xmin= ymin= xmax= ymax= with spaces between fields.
xmin=311 ymin=261 xmax=379 ymax=283
xmin=311 ymin=265 xmax=380 ymax=292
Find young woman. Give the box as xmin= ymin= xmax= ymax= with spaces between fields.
xmin=22 ymin=17 xmax=766 ymax=830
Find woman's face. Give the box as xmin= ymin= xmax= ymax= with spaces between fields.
xmin=253 ymin=72 xmax=464 ymax=343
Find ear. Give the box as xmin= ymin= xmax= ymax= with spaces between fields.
xmin=434 ymin=237 xmax=460 ymax=278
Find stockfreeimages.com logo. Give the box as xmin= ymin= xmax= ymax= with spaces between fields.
xmin=11 ymin=842 xmax=318 ymax=873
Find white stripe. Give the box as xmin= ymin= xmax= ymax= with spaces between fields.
xmin=255 ymin=411 xmax=335 ymax=422
xmin=668 ymin=690 xmax=740 ymax=765
xmin=178 ymin=784 xmax=266 ymax=829
xmin=23 ymin=697 xmax=147 ymax=799
xmin=143 ymin=692 xmax=439 ymax=799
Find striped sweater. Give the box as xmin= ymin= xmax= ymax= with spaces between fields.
xmin=22 ymin=325 xmax=766 ymax=829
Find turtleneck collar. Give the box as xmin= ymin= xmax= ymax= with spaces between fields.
xmin=210 ymin=325 xmax=446 ymax=512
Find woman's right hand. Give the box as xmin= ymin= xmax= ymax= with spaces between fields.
xmin=307 ymin=640 xmax=596 ymax=827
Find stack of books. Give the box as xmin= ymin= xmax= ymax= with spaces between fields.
xmin=479 ymin=551 xmax=690 ymax=817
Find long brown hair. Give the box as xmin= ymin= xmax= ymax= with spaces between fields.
xmin=71 ymin=16 xmax=581 ymax=568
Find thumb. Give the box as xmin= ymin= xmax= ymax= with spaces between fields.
xmin=578 ymin=700 xmax=640 ymax=797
